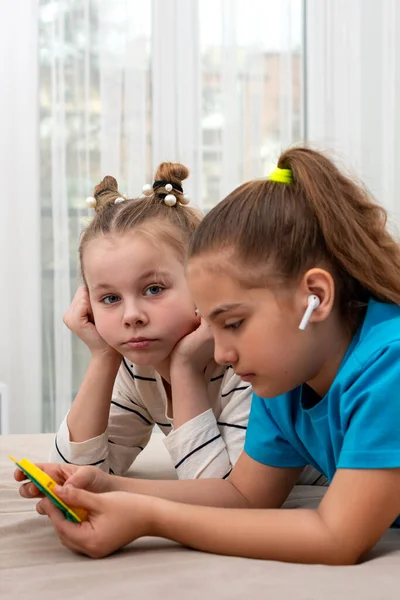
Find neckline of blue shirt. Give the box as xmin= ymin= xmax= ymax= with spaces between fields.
xmin=299 ymin=302 xmax=366 ymax=417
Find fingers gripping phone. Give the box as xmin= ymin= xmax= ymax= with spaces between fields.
xmin=10 ymin=455 xmax=86 ymax=523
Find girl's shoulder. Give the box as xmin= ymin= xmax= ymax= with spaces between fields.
xmin=350 ymin=300 xmax=400 ymax=370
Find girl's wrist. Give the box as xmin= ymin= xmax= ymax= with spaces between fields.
xmin=141 ymin=495 xmax=173 ymax=538
xmin=170 ymin=363 xmax=208 ymax=396
xmin=90 ymin=350 xmax=121 ymax=368
xmin=170 ymin=358 xmax=206 ymax=379
xmin=109 ymin=475 xmax=138 ymax=493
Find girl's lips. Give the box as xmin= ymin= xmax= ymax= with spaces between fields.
xmin=236 ymin=373 xmax=256 ymax=382
xmin=125 ymin=339 xmax=156 ymax=349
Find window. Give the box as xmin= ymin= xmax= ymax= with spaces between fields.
xmin=39 ymin=0 xmax=304 ymax=431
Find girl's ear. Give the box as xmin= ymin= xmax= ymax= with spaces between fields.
xmin=298 ymin=268 xmax=335 ymax=326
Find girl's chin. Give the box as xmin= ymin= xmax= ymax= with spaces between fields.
xmin=124 ymin=349 xmax=170 ymax=367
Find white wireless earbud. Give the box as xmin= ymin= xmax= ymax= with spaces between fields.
xmin=298 ymin=295 xmax=320 ymax=331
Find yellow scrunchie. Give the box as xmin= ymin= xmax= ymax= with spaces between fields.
xmin=269 ymin=166 xmax=293 ymax=184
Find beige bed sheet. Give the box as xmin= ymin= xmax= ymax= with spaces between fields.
xmin=1 ymin=433 xmax=399 ymax=599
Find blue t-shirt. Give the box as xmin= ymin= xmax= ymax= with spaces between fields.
xmin=245 ymin=299 xmax=400 ymax=523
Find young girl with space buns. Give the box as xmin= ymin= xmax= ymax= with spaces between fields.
xmin=48 ymin=162 xmax=253 ymax=480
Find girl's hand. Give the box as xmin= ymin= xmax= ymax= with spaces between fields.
xmin=16 ymin=463 xmax=114 ymax=499
xmin=170 ymin=317 xmax=215 ymax=375
xmin=63 ymin=286 xmax=118 ymax=357
xmin=37 ymin=485 xmax=154 ymax=558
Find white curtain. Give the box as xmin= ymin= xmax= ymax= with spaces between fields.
xmin=0 ymin=0 xmax=42 ymax=433
xmin=1 ymin=0 xmax=396 ymax=433
xmin=39 ymin=0 xmax=152 ymax=431
xmin=152 ymin=0 xmax=202 ymax=202
xmin=39 ymin=0 xmax=303 ymax=433
xmin=306 ymin=0 xmax=400 ymax=229
xmin=2 ymin=0 xmax=302 ymax=433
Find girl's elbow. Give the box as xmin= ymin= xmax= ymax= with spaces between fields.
xmin=321 ymin=541 xmax=365 ymax=566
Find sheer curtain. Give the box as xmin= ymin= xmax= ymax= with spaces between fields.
xmin=38 ymin=0 xmax=303 ymax=433
xmin=2 ymin=0 xmax=302 ymax=433
xmin=39 ymin=0 xmax=152 ymax=431
xmin=306 ymin=0 xmax=400 ymax=229
xmin=4 ymin=0 xmax=399 ymax=433
xmin=0 ymin=0 xmax=42 ymax=434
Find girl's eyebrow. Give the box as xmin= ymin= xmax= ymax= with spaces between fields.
xmin=208 ymin=303 xmax=245 ymax=321
xmin=91 ymin=283 xmax=113 ymax=292
xmin=136 ymin=269 xmax=171 ymax=282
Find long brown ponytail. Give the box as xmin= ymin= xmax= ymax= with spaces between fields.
xmin=189 ymin=147 xmax=400 ymax=325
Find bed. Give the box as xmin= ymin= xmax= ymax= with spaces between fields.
xmin=1 ymin=433 xmax=399 ymax=599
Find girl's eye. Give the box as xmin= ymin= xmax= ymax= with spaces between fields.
xmin=144 ymin=285 xmax=164 ymax=296
xmin=224 ymin=320 xmax=243 ymax=330
xmin=102 ymin=295 xmax=120 ymax=305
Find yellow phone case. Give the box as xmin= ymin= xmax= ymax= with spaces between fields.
xmin=10 ymin=455 xmax=86 ymax=523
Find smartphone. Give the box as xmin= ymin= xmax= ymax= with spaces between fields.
xmin=10 ymin=455 xmax=86 ymax=523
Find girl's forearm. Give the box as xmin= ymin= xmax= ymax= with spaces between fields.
xmin=170 ymin=366 xmax=211 ymax=428
xmin=111 ymin=475 xmax=250 ymax=508
xmin=147 ymin=501 xmax=353 ymax=565
xmin=67 ymin=354 xmax=121 ymax=442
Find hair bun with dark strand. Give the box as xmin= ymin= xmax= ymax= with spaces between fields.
xmin=87 ymin=175 xmax=126 ymax=213
xmin=155 ymin=162 xmax=189 ymax=185
xmin=142 ymin=162 xmax=191 ymax=207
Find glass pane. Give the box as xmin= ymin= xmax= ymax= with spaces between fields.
xmin=200 ymin=0 xmax=304 ymax=208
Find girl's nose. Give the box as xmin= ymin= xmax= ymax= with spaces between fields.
xmin=123 ymin=301 xmax=148 ymax=327
xmin=213 ymin=338 xmax=238 ymax=366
